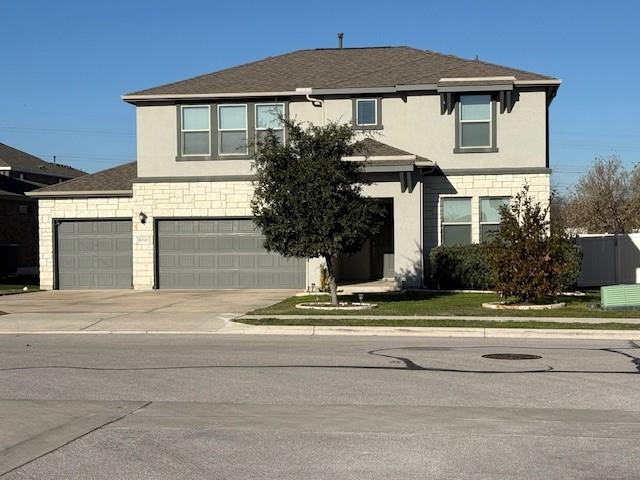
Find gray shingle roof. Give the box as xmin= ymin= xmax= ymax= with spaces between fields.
xmin=353 ymin=138 xmax=418 ymax=157
xmin=31 ymin=161 xmax=136 ymax=196
xmin=0 ymin=143 xmax=85 ymax=179
xmin=127 ymin=46 xmax=556 ymax=97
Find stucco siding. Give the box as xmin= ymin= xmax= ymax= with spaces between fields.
xmin=135 ymin=91 xmax=547 ymax=179
xmin=136 ymin=105 xmax=254 ymax=179
xmin=362 ymin=176 xmax=423 ymax=287
xmin=377 ymin=91 xmax=546 ymax=169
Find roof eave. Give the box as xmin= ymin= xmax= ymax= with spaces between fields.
xmin=343 ymin=154 xmax=417 ymax=162
xmin=122 ymin=78 xmax=560 ymax=103
xmin=121 ymin=90 xmax=304 ymax=104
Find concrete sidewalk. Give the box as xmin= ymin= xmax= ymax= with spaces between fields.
xmin=0 ymin=314 xmax=638 ymax=339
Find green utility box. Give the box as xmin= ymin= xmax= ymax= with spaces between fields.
xmin=601 ymin=284 xmax=640 ymax=310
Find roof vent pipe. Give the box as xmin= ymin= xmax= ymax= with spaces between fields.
xmin=337 ymin=33 xmax=344 ymax=49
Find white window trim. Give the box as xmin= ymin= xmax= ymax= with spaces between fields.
xmin=459 ymin=96 xmax=492 ymax=149
xmin=355 ymin=98 xmax=378 ymax=126
xmin=180 ymin=105 xmax=211 ymax=157
xmin=255 ymin=102 xmax=285 ymax=145
xmin=479 ymin=196 xmax=510 ymax=241
xmin=217 ymin=104 xmax=248 ymax=156
xmin=440 ymin=197 xmax=472 ymax=246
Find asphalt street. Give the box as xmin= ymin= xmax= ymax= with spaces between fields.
xmin=0 ymin=334 xmax=639 ymax=479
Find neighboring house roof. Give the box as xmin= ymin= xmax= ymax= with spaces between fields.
xmin=28 ymin=161 xmax=137 ymax=197
xmin=0 ymin=143 xmax=85 ymax=179
xmin=125 ymin=46 xmax=557 ymax=98
xmin=0 ymin=176 xmax=44 ymax=199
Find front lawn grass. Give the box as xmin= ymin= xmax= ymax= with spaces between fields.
xmin=0 ymin=275 xmax=39 ymax=295
xmin=0 ymin=284 xmax=39 ymax=296
xmin=248 ymin=291 xmax=640 ymax=319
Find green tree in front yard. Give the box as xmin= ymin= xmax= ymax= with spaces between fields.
xmin=251 ymin=120 xmax=385 ymax=305
xmin=488 ymin=185 xmax=581 ymax=303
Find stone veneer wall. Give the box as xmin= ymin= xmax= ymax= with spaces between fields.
xmin=423 ymin=172 xmax=551 ymax=254
xmin=37 ymin=197 xmax=134 ymax=290
xmin=37 ymin=174 xmax=549 ymax=290
xmin=131 ymin=181 xmax=254 ymax=289
xmin=37 ymin=182 xmax=256 ymax=290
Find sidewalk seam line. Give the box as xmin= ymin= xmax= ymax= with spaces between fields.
xmin=0 ymin=400 xmax=152 ymax=478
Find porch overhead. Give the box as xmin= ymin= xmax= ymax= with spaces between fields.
xmin=343 ymin=138 xmax=435 ymax=192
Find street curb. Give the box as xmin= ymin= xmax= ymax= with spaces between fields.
xmin=0 ymin=325 xmax=638 ymax=340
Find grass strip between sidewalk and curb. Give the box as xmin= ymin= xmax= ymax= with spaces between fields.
xmin=237 ymin=318 xmax=640 ymax=330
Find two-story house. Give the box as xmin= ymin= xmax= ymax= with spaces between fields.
xmin=0 ymin=143 xmax=84 ymax=276
xmin=30 ymin=46 xmax=558 ymax=290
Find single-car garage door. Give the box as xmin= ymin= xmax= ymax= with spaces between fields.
xmin=156 ymin=219 xmax=305 ymax=289
xmin=56 ymin=220 xmax=132 ymax=289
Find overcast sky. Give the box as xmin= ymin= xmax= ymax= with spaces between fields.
xmin=1 ymin=0 xmax=638 ymax=190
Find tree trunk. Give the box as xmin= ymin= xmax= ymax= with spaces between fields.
xmin=323 ymin=255 xmax=339 ymax=306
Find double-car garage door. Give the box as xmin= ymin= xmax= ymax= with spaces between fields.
xmin=55 ymin=219 xmax=305 ymax=289
xmin=156 ymin=219 xmax=305 ymax=289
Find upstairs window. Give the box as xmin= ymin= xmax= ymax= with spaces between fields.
xmin=181 ymin=106 xmax=210 ymax=156
xmin=356 ymin=99 xmax=377 ymax=126
xmin=256 ymin=103 xmax=284 ymax=145
xmin=441 ymin=198 xmax=472 ymax=245
xmin=459 ymin=95 xmax=492 ymax=148
xmin=480 ymin=197 xmax=510 ymax=242
xmin=218 ymin=105 xmax=248 ymax=155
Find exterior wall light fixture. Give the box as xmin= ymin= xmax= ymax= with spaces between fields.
xmin=139 ymin=212 xmax=147 ymax=224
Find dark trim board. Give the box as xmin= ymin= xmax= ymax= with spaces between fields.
xmin=153 ymin=217 xmax=159 ymax=289
xmin=134 ymin=175 xmax=256 ymax=183
xmin=28 ymin=191 xmax=133 ymax=199
xmin=437 ymin=167 xmax=551 ymax=176
xmin=52 ymin=218 xmax=59 ymax=290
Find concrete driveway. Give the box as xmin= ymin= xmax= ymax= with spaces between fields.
xmin=0 ymin=290 xmax=295 ymax=332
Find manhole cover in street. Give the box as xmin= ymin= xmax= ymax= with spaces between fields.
xmin=482 ymin=353 xmax=542 ymax=360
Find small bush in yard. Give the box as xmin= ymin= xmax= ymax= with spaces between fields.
xmin=319 ymin=264 xmax=331 ymax=292
xmin=429 ymin=244 xmax=494 ymax=290
xmin=488 ymin=185 xmax=582 ymax=303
